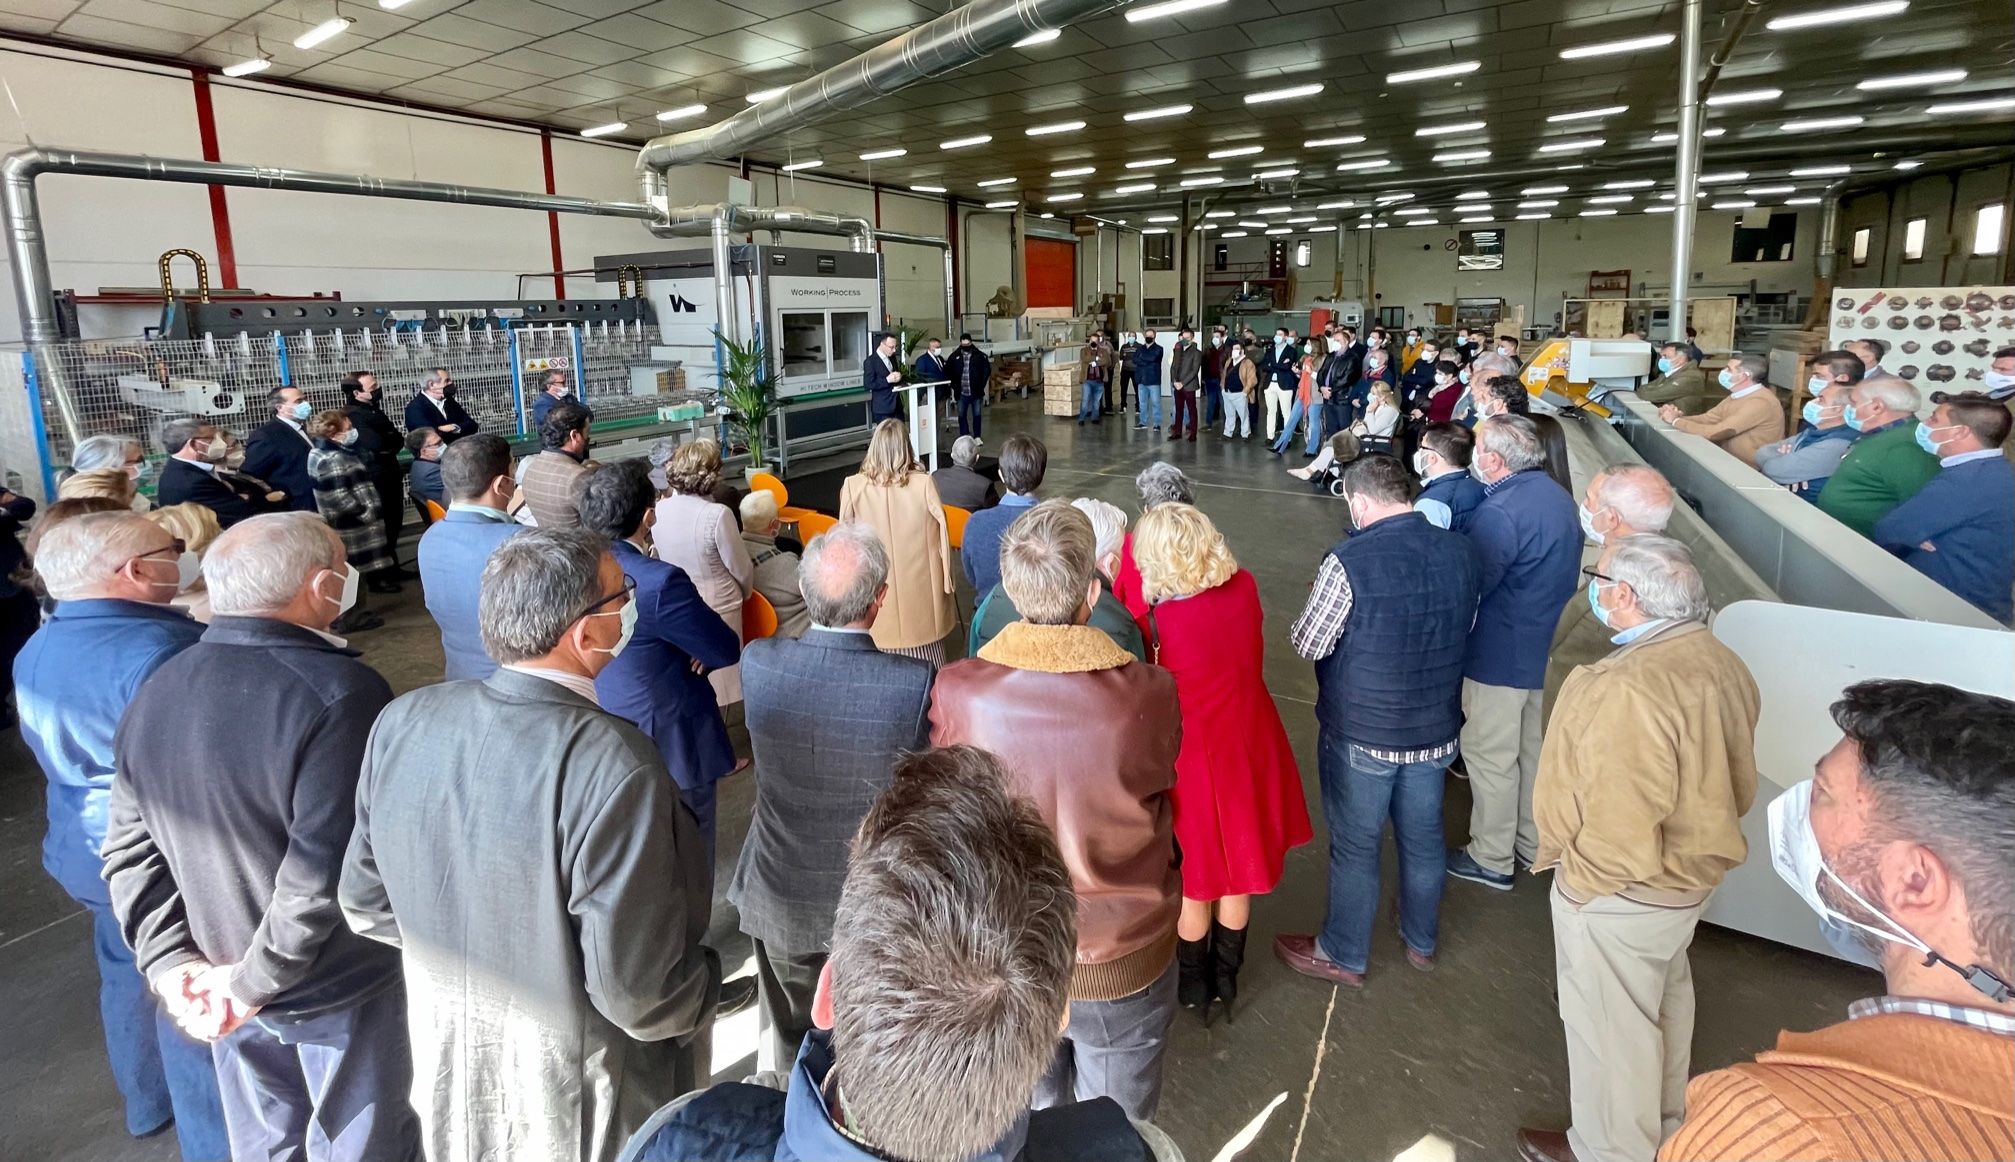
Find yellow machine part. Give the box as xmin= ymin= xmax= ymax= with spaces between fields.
xmin=1518 ymin=337 xmax=1612 ymax=419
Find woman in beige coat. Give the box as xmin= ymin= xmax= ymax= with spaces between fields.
xmin=652 ymin=438 xmax=753 ymax=705
xmin=838 ymin=419 xmax=956 ymax=664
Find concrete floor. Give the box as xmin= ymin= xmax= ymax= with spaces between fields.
xmin=0 ymin=394 xmax=1880 ymax=1162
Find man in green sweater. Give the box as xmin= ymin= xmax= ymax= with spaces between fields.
xmin=1815 ymin=376 xmax=1939 ymax=537
xmin=1636 ymin=341 xmax=1721 ymax=416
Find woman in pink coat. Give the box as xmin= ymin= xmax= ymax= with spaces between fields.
xmin=1134 ymin=502 xmax=1312 ymax=1025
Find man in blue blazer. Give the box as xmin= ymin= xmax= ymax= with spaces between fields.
xmin=580 ymin=460 xmax=743 ymax=855
xmin=240 ymin=386 xmax=318 ymax=512
xmin=864 ymin=332 xmax=904 ymax=425
xmin=1872 ymin=392 xmax=2015 ymax=624
xmin=417 ymin=435 xmax=521 ymax=681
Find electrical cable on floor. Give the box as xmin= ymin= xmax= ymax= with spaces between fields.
xmin=1287 ymin=982 xmax=1340 ymax=1162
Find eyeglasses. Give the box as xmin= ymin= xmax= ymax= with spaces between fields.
xmin=125 ymin=538 xmax=186 ymax=572
xmin=577 ymin=574 xmax=637 ymax=620
xmin=1581 ymin=566 xmax=1615 ymax=584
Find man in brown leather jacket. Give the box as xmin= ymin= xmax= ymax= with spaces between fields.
xmin=929 ymin=500 xmax=1182 ymax=1120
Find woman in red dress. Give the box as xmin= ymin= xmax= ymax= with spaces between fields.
xmin=1133 ymin=503 xmax=1312 ymax=1024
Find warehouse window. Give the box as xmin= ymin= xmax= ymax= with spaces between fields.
xmin=1214 ymin=243 xmax=1228 ymax=271
xmin=1973 ymin=203 xmax=2006 ymax=256
xmin=1851 ymin=227 xmax=1871 ymax=267
xmin=1902 ymin=217 xmax=1927 ymax=262
xmin=1730 ymin=212 xmax=1797 ymax=262
xmin=1294 ymin=239 xmax=1312 ymax=267
xmin=1144 ymin=231 xmax=1174 ymax=271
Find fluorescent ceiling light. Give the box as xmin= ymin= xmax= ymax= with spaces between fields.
xmin=1712 ymin=199 xmax=1758 ymax=209
xmin=1588 ymin=193 xmax=1635 ymax=203
xmin=292 ymin=17 xmax=351 ymax=49
xmin=579 ymin=122 xmax=627 ymax=138
xmin=1603 ymin=179 xmax=1656 ymax=189
xmin=1579 ymin=208 xmax=1618 ymax=216
xmin=1180 ymin=175 xmax=1225 ymax=187
xmin=1559 ymin=32 xmax=1676 ymax=59
xmin=1518 ymin=199 xmax=1559 ymax=208
xmin=1538 ymin=137 xmax=1603 ymax=153
xmin=1697 ymin=170 xmax=1749 ymax=182
xmin=1125 ymin=104 xmax=1192 ymax=121
xmin=379 ymin=0 xmax=413 ymax=7
xmin=985 ymin=200 xmax=1018 ymax=208
xmin=911 ymin=184 xmax=948 ymax=193
xmin=1318 ymin=199 xmax=1357 ymax=209
xmin=1310 ymin=225 xmax=1338 ymax=232
xmin=1286 ymin=215 xmax=1318 ymax=223
xmin=1395 ymin=207 xmax=1434 ymax=216
xmin=1222 ymin=230 xmax=1249 ymax=238
xmin=1892 ymin=159 xmax=1922 ymax=170
xmin=1125 ymin=157 xmax=1174 ymax=169
xmin=1786 ymin=196 xmax=1823 ymax=204
xmin=1647 ymin=204 xmax=1676 ymax=213
xmin=1517 ymin=212 xmax=1551 ymax=220
xmin=1523 ymin=184 xmax=1569 ymax=194
xmin=1706 ymin=87 xmax=1782 ymax=106
xmin=1415 ymin=120 xmax=1486 ymax=136
xmin=1855 ymin=68 xmax=1966 ymax=90
xmin=1051 ymin=165 xmax=1096 ymax=177
xmin=975 ymin=175 xmax=1016 ymax=187
xmin=1013 ymin=28 xmax=1061 ymax=47
xmin=1388 ymin=60 xmax=1480 ymax=84
xmin=1254 ymin=167 xmax=1299 ymax=179
xmin=1208 ymin=145 xmax=1264 ymax=159
xmin=1457 ymin=190 xmax=1491 ymax=200
xmin=1335 ymin=158 xmax=1391 ymax=171
xmin=1927 ymin=97 xmax=2015 ymax=114
xmin=1126 ymin=0 xmax=1227 ymax=21
xmin=1305 ymin=135 xmax=1368 ymax=147
xmin=1649 ymin=127 xmax=1727 ymax=143
xmin=222 ymin=58 xmax=271 ymax=77
xmin=1789 ymin=164 xmax=1850 ymax=176
xmin=1246 ymin=82 xmax=1324 ymax=105
xmin=860 ymin=148 xmax=909 ymax=161
xmin=781 ymin=159 xmax=823 ymax=171
xmin=1141 ymin=227 xmax=1169 ymax=234
xmin=1765 ymin=0 xmax=1909 ymax=30
xmin=1744 ymin=184 xmax=1796 ymax=195
xmin=1374 ymin=192 xmax=1414 ymax=203
xmin=1048 ymin=191 xmax=1084 ymax=202
xmin=746 ymin=87 xmax=788 ymax=104
xmin=1547 ymin=105 xmax=1629 ymax=122
xmin=1435 ymin=149 xmax=1491 ymax=162
xmin=1264 ymin=227 xmax=1292 ymax=235
xmin=1040 ymin=212 xmax=1054 ymax=219
xmin=940 ymin=134 xmax=991 ymax=150
xmin=1236 ymin=219 xmax=1267 ymax=227
xmin=1254 ymin=205 xmax=1292 ymax=214
xmin=1027 ymin=119 xmax=1086 ymax=136
xmin=1113 ymin=182 xmax=1157 ymax=195
xmin=1147 ymin=213 xmax=1179 ymax=222
xmin=1205 ymin=209 xmax=1236 ymax=218
xmin=656 ymin=104 xmax=707 ymax=122
xmin=1658 ymin=191 xmax=1677 ymax=199
xmin=1781 ymin=115 xmax=1865 ymax=132
xmin=1459 ymin=215 xmax=1495 ymax=223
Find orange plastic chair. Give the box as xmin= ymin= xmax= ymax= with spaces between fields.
xmin=750 ymin=469 xmax=822 ymax=525
xmin=423 ymin=499 xmax=447 ymax=523
xmin=742 ymin=591 xmax=779 ymax=643
xmin=943 ymin=504 xmax=972 ymax=551
xmin=794 ymin=511 xmax=838 ymax=542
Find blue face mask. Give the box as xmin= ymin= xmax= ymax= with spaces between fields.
xmin=1844 ymin=404 xmax=1866 ymax=432
xmin=289 ymin=401 xmax=313 ymax=421
xmin=1802 ymin=400 xmax=1828 ymax=426
xmin=1717 ymin=368 xmax=1735 ymax=389
xmin=1656 ymin=356 xmax=1672 ymax=374
xmin=1915 ymin=423 xmax=1955 ymax=456
xmin=1587 ymin=579 xmax=1613 ymax=628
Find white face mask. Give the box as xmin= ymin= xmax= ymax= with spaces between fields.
xmin=1985 ymin=369 xmax=2015 ymax=394
xmin=1468 ymin=455 xmax=1492 ymax=484
xmin=1579 ymin=502 xmax=1610 ymax=545
xmin=200 ymin=436 xmax=230 ymax=463
xmin=1411 ymin=449 xmax=1436 ymax=478
xmin=318 ymin=564 xmax=361 ymax=617
xmin=174 ymin=550 xmax=201 ymax=592
xmin=587 ymin=598 xmax=638 ymax=659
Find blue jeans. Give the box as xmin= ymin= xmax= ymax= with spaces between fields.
xmin=87 ymin=901 xmax=231 ymax=1159
xmin=1079 ymin=381 xmax=1105 ymax=421
xmin=1269 ymin=398 xmax=1308 ymax=453
xmin=1203 ymin=378 xmax=1222 ymax=425
xmin=957 ymin=393 xmax=982 ymax=439
xmin=1303 ymin=396 xmax=1327 ymax=454
xmin=1316 ymin=728 xmax=1449 ymax=974
xmin=1136 ymin=383 xmax=1163 ymax=427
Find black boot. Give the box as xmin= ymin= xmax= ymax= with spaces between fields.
xmin=1176 ymin=935 xmax=1214 ymax=1025
xmin=1211 ymin=922 xmax=1247 ymax=1024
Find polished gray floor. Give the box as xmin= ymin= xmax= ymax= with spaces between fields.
xmin=0 ymin=393 xmax=1877 ymax=1162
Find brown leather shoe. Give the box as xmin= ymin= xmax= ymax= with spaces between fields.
xmin=1271 ymin=934 xmax=1364 ymax=987
xmin=1515 ymin=1128 xmax=1579 ymax=1162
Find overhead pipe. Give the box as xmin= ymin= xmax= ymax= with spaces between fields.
xmin=1803 ymin=192 xmax=1843 ymax=328
xmin=4 ymin=147 xmax=657 ymax=345
xmin=636 ymin=0 xmax=1126 ymax=184
xmin=1669 ymin=0 xmax=1705 ymax=345
xmin=1699 ymin=0 xmax=1768 ymax=103
xmin=875 ymin=228 xmax=957 ymax=345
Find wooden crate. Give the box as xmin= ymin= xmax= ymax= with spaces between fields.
xmin=1043 ymin=383 xmax=1079 ymax=417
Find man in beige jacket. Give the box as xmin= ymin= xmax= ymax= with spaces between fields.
xmin=1661 ymin=354 xmax=1785 ymax=468
xmin=1517 ymin=535 xmax=1761 ymax=1162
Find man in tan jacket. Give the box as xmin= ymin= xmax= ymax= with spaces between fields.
xmin=1659 ymin=679 xmax=2014 ymax=1162
xmin=1543 ymin=465 xmax=1676 ymax=722
xmin=1517 ymin=535 xmax=1761 ymax=1162
xmin=1662 ymin=354 xmax=1785 ymax=468
xmin=515 ymin=401 xmax=595 ymax=527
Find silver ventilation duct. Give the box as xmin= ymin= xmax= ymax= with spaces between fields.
xmin=636 ymin=0 xmax=1127 ymax=178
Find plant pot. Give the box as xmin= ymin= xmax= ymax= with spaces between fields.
xmin=743 ymin=464 xmax=769 ymax=486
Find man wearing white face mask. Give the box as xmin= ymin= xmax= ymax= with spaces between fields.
xmin=1518 ymin=534 xmax=1760 ymax=1162
xmin=1542 ymin=464 xmax=1675 ymax=722
xmin=105 ymin=511 xmax=420 ymax=1162
xmin=15 ymin=512 xmax=228 ymax=1160
xmin=1662 ymin=680 xmax=2014 ymax=1162
xmin=340 ymin=527 xmax=719 ymax=1162
xmin=1754 ymin=351 xmax=1865 ymax=498
xmin=157 ymin=415 xmax=280 ymax=529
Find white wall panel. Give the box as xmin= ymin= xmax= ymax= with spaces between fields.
xmin=550 ymin=135 xmax=718 ymax=296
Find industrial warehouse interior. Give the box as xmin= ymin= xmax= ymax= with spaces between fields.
xmin=0 ymin=0 xmax=2011 ymax=1159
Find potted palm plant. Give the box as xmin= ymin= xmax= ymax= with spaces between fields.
xmin=715 ymin=325 xmax=778 ymax=479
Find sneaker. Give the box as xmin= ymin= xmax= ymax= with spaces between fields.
xmin=1445 ymin=848 xmax=1515 ymax=891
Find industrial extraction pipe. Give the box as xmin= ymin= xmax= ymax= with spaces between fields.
xmin=875 ymin=228 xmax=958 ymax=348
xmin=637 ymin=0 xmax=1126 ymax=181
xmin=1699 ymin=0 xmax=1767 ymax=103
xmin=1668 ymin=0 xmax=1705 ymax=345
xmin=1803 ymin=192 xmax=1844 ymax=328
xmin=647 ymin=199 xmax=879 ymax=346
xmin=4 ymin=147 xmax=657 ymax=345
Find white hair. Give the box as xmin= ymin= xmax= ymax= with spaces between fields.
xmin=1477 ymin=415 xmax=1545 ymax=473
xmin=1853 ymin=374 xmax=1919 ymax=416
xmin=1070 ymin=497 xmax=1128 ymax=566
xmin=1134 ymin=461 xmax=1194 ymax=510
xmin=951 ymin=435 xmax=980 ymax=468
xmin=1609 ymin=534 xmax=1711 ymax=623
xmin=34 ymin=511 xmax=166 ymax=600
xmin=479 ymin=528 xmax=607 ymax=663
xmin=800 ymin=522 xmax=889 ymax=628
xmin=1592 ymin=464 xmax=1676 ymax=535
xmin=72 ymin=434 xmax=136 ymax=472
xmin=203 ymin=512 xmax=344 ymax=616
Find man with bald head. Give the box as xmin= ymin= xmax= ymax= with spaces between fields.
xmin=1545 ymin=464 xmax=1678 ymax=720
xmin=731 ymin=521 xmax=936 ymax=1072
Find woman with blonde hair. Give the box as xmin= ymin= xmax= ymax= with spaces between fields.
xmin=838 ymin=419 xmax=954 ymax=663
xmin=57 ymin=468 xmax=138 ymax=508
xmin=652 ymin=437 xmax=753 ymax=705
xmin=147 ymin=502 xmax=223 ymax=622
xmin=1133 ymin=502 xmax=1310 ymax=1024
xmin=1290 ymin=382 xmax=1403 ymax=482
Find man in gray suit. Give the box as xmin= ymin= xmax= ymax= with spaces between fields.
xmin=729 ymin=520 xmax=935 ymax=1072
xmin=340 ymin=528 xmax=719 ymax=1162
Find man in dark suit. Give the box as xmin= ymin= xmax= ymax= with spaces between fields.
xmin=239 ymin=386 xmax=317 ymax=512
xmin=945 ymin=334 xmax=993 ymax=440
xmin=156 ymin=416 xmax=279 ymax=528
xmin=864 ymin=333 xmax=904 ymax=426
xmin=729 ymin=520 xmax=933 ymax=1072
xmin=403 ymin=368 xmax=479 ymax=444
xmin=931 ymin=435 xmax=997 ymax=511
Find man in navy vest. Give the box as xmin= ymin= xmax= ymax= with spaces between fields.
xmin=1414 ymin=422 xmax=1486 ymax=533
xmin=1273 ymin=456 xmax=1482 ymax=987
xmin=620 ymin=746 xmax=1181 ymax=1162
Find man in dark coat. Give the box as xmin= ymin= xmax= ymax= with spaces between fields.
xmin=156 ymin=416 xmax=280 ymax=528
xmin=945 ymin=334 xmax=993 ymax=440
xmin=403 ymin=368 xmax=478 ymax=443
xmin=341 ymin=371 xmax=409 ymax=570
xmin=239 ymin=386 xmax=318 ymax=512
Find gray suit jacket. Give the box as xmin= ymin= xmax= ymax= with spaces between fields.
xmin=729 ymin=629 xmax=934 ymax=953
xmin=340 ymin=669 xmax=719 ymax=1162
